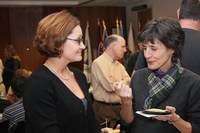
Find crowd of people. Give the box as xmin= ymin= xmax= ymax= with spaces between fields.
xmin=0 ymin=0 xmax=200 ymax=133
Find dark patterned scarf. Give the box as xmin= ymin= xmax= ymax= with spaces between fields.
xmin=143 ymin=61 xmax=184 ymax=109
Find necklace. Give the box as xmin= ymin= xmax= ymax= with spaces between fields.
xmin=45 ymin=62 xmax=71 ymax=81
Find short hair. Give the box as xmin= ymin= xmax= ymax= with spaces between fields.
xmin=14 ymin=69 xmax=32 ymax=79
xmin=11 ymin=69 xmax=31 ymax=98
xmin=138 ymin=17 xmax=185 ymax=63
xmin=104 ymin=35 xmax=119 ymax=48
xmin=11 ymin=76 xmax=28 ymax=98
xmin=33 ymin=10 xmax=80 ymax=57
xmin=179 ymin=0 xmax=200 ymax=21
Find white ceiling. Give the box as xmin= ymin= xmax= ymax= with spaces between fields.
xmin=0 ymin=0 xmax=147 ymax=7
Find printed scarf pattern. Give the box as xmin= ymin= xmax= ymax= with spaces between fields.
xmin=143 ymin=62 xmax=183 ymax=109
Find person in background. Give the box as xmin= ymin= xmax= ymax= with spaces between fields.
xmin=0 ymin=59 xmax=4 ymax=81
xmin=6 ymin=69 xmax=32 ymax=104
xmin=2 ymin=75 xmax=29 ymax=132
xmin=0 ymin=58 xmax=6 ymax=98
xmin=0 ymin=58 xmax=10 ymax=113
xmin=134 ymin=0 xmax=200 ymax=76
xmin=1 ymin=69 xmax=31 ymax=113
xmin=23 ymin=10 xmax=101 ymax=133
xmin=123 ymin=47 xmax=131 ymax=65
xmin=91 ymin=34 xmax=130 ymax=128
xmin=2 ymin=45 xmax=21 ymax=93
xmin=125 ymin=50 xmax=140 ymax=76
xmin=113 ymin=17 xmax=200 ymax=133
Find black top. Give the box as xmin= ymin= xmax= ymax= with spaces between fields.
xmin=130 ymin=68 xmax=200 ymax=133
xmin=23 ymin=65 xmax=101 ymax=133
xmin=126 ymin=51 xmax=140 ymax=76
xmin=3 ymin=57 xmax=21 ymax=91
xmin=181 ymin=28 xmax=200 ymax=75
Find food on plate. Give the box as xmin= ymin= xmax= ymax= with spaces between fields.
xmin=143 ymin=108 xmax=171 ymax=115
xmin=112 ymin=129 xmax=120 ymax=133
xmin=101 ymin=127 xmax=120 ymax=133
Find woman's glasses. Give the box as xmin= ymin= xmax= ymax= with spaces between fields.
xmin=65 ymin=38 xmax=83 ymax=45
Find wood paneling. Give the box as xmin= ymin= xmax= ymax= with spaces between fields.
xmin=0 ymin=8 xmax=10 ymax=62
xmin=0 ymin=7 xmax=126 ymax=71
xmin=138 ymin=8 xmax=152 ymax=30
xmin=9 ymin=7 xmax=46 ymax=71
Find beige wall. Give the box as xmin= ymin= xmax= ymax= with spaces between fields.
xmin=152 ymin=0 xmax=181 ymax=19
xmin=126 ymin=0 xmax=181 ymax=39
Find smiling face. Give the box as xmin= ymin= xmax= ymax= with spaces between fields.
xmin=60 ymin=25 xmax=85 ymax=63
xmin=143 ymin=39 xmax=174 ymax=72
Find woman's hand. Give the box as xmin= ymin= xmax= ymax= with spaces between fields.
xmin=153 ymin=106 xmax=179 ymax=122
xmin=113 ymin=81 xmax=132 ymax=105
xmin=113 ymin=82 xmax=134 ymax=123
xmin=154 ymin=106 xmax=193 ymax=133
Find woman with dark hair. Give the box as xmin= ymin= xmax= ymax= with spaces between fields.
xmin=2 ymin=45 xmax=21 ymax=92
xmin=134 ymin=0 xmax=200 ymax=76
xmin=113 ymin=17 xmax=200 ymax=133
xmin=23 ymin=10 xmax=101 ymax=133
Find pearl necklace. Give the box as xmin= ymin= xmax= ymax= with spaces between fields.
xmin=45 ymin=62 xmax=70 ymax=81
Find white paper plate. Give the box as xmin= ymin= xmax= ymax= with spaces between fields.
xmin=0 ymin=113 xmax=3 ymax=121
xmin=136 ymin=111 xmax=171 ymax=118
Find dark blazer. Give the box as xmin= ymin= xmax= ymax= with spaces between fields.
xmin=23 ymin=65 xmax=101 ymax=133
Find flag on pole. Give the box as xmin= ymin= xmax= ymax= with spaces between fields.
xmin=128 ymin=22 xmax=136 ymax=53
xmin=102 ymin=19 xmax=108 ymax=42
xmin=97 ymin=18 xmax=103 ymax=44
xmin=83 ymin=21 xmax=92 ymax=83
xmin=138 ymin=19 xmax=141 ymax=33
xmin=137 ymin=19 xmax=141 ymax=50
xmin=98 ymin=19 xmax=107 ymax=56
xmin=119 ymin=19 xmax=124 ymax=37
xmin=116 ymin=18 xmax=120 ymax=35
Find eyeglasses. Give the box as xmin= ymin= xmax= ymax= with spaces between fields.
xmin=65 ymin=38 xmax=83 ymax=44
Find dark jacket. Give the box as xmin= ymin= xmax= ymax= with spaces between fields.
xmin=23 ymin=66 xmax=101 ymax=133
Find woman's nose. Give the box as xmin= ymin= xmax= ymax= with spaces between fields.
xmin=144 ymin=49 xmax=151 ymax=59
xmin=80 ymin=42 xmax=86 ymax=49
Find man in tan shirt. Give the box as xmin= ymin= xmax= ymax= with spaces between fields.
xmin=91 ymin=34 xmax=130 ymax=128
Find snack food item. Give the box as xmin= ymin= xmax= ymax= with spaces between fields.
xmin=101 ymin=127 xmax=120 ymax=133
xmin=112 ymin=129 xmax=120 ymax=133
xmin=143 ymin=108 xmax=171 ymax=115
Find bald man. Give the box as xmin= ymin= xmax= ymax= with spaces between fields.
xmin=91 ymin=34 xmax=130 ymax=128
